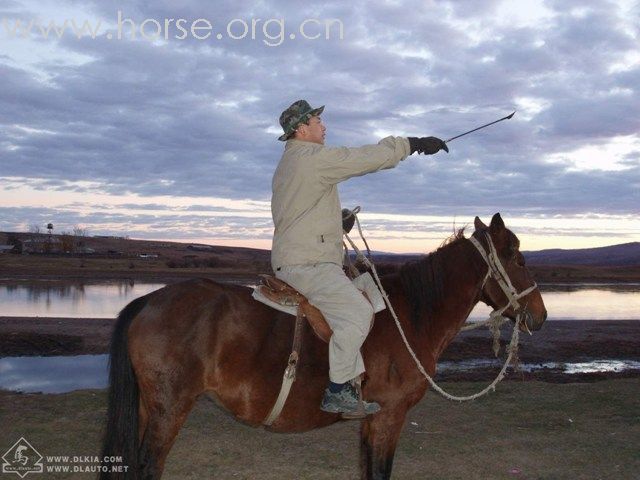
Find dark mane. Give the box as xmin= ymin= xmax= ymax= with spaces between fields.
xmin=398 ymin=229 xmax=466 ymax=330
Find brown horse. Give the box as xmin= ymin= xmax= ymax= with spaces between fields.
xmin=100 ymin=213 xmax=547 ymax=479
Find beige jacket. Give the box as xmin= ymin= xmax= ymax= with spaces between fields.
xmin=271 ymin=136 xmax=411 ymax=270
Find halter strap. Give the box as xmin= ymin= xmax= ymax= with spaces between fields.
xmin=469 ymin=232 xmax=538 ymax=317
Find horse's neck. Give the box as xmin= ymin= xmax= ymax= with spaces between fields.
xmin=421 ymin=239 xmax=487 ymax=359
xmin=444 ymin=239 xmax=487 ymax=318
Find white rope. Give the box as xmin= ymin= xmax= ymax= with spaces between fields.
xmin=460 ymin=315 xmax=506 ymax=331
xmin=365 ymin=254 xmax=521 ymax=401
xmin=460 ymin=314 xmax=509 ymax=357
xmin=263 ymin=353 xmax=298 ymax=425
xmin=344 ymin=212 xmax=539 ymax=402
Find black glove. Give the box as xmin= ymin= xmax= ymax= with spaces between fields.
xmin=408 ymin=137 xmax=449 ymax=155
xmin=342 ymin=208 xmax=355 ymax=233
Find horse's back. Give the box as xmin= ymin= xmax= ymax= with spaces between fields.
xmin=126 ymin=277 xmax=272 ymax=359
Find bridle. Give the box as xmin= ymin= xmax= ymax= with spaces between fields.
xmin=340 ymin=213 xmax=542 ymax=401
xmin=469 ymin=230 xmax=539 ymax=333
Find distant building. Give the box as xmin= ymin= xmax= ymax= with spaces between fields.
xmin=0 ymin=245 xmax=16 ymax=254
xmin=18 ymin=237 xmax=63 ymax=254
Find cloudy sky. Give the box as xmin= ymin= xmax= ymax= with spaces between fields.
xmin=0 ymin=0 xmax=638 ymax=253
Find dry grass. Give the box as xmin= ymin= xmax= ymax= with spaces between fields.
xmin=0 ymin=254 xmax=264 ymax=282
xmin=1 ymin=379 xmax=638 ymax=479
xmin=529 ymin=264 xmax=640 ymax=283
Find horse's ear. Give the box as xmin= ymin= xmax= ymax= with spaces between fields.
xmin=490 ymin=213 xmax=505 ymax=231
xmin=474 ymin=216 xmax=488 ymax=231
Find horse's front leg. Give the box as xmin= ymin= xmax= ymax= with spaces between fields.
xmin=359 ymin=407 xmax=407 ymax=480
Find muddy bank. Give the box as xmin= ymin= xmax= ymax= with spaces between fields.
xmin=441 ymin=319 xmax=640 ymax=363
xmin=2 ymin=317 xmax=638 ymax=361
xmin=438 ymin=320 xmax=640 ymax=382
xmin=2 ymin=317 xmax=639 ymax=383
xmin=0 ymin=317 xmax=113 ymax=356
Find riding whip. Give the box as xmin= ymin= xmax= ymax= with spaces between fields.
xmin=445 ymin=111 xmax=516 ymax=143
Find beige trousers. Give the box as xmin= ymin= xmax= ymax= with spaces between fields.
xmin=276 ymin=262 xmax=374 ymax=383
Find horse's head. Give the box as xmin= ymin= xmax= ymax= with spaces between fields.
xmin=472 ymin=213 xmax=547 ymax=332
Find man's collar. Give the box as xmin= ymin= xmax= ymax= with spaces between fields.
xmin=286 ymin=138 xmax=323 ymax=148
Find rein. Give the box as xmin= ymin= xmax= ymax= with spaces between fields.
xmin=344 ymin=214 xmax=539 ymax=402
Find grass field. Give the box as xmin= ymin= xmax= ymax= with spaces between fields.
xmin=1 ymin=379 xmax=638 ymax=479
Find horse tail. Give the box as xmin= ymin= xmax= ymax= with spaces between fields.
xmin=100 ymin=294 xmax=149 ymax=479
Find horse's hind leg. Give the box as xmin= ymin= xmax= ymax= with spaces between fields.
xmin=137 ymin=383 xmax=199 ymax=480
xmin=133 ymin=348 xmax=205 ymax=479
xmin=359 ymin=408 xmax=407 ymax=480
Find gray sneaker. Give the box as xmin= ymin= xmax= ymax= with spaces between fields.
xmin=320 ymin=382 xmax=381 ymax=419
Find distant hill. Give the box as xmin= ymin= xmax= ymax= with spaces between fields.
xmin=370 ymin=243 xmax=640 ymax=268
xmin=523 ymin=242 xmax=640 ymax=267
xmin=367 ymin=243 xmax=640 ymax=270
xmin=3 ymin=230 xmax=638 ymax=269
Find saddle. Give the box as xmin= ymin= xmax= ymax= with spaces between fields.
xmin=257 ymin=275 xmax=333 ymax=343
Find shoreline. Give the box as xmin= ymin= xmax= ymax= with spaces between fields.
xmin=2 ymin=271 xmax=639 ymax=383
xmin=2 ymin=317 xmax=639 ymax=357
xmin=2 ymin=317 xmax=639 ymax=383
xmin=0 ymin=316 xmax=640 ymax=378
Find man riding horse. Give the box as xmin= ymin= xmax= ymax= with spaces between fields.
xmin=271 ymin=100 xmax=449 ymax=418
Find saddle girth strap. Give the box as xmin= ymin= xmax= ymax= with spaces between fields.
xmin=263 ymin=305 xmax=305 ymax=426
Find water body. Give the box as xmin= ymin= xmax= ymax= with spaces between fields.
xmin=0 ymin=355 xmax=108 ymax=393
xmin=0 ymin=281 xmax=639 ymax=320
xmin=437 ymin=358 xmax=640 ymax=374
xmin=0 ymin=282 xmax=165 ymax=318
xmin=467 ymin=284 xmax=640 ymax=321
xmin=2 ymin=354 xmax=639 ymax=394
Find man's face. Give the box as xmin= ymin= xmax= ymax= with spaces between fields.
xmin=297 ymin=115 xmax=326 ymax=144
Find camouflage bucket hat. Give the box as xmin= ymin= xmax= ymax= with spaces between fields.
xmin=278 ymin=99 xmax=325 ymax=141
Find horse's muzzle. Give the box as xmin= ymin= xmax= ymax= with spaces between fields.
xmin=520 ymin=308 xmax=547 ymax=334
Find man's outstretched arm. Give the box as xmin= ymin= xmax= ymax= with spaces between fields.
xmin=313 ymin=136 xmax=448 ymax=185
